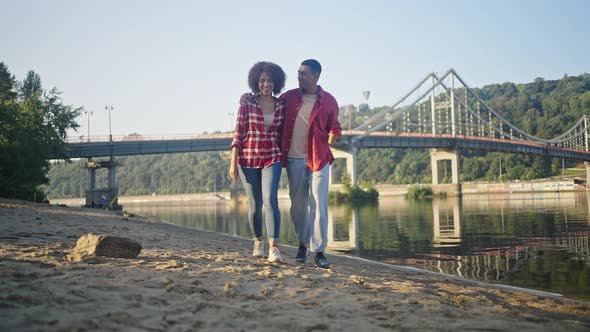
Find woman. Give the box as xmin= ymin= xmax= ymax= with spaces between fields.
xmin=230 ymin=61 xmax=286 ymax=262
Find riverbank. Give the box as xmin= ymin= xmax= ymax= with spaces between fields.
xmin=1 ymin=199 xmax=589 ymax=331
xmin=50 ymin=179 xmax=586 ymax=207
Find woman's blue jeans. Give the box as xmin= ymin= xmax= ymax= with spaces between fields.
xmin=239 ymin=162 xmax=282 ymax=241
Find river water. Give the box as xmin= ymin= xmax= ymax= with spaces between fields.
xmin=125 ymin=192 xmax=590 ymax=301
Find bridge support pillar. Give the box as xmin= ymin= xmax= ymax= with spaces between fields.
xmin=87 ymin=166 xmax=96 ymax=190
xmin=586 ymin=162 xmax=590 ymax=190
xmin=330 ymin=147 xmax=357 ymax=187
xmin=84 ymin=156 xmax=122 ymax=210
xmin=108 ymin=156 xmax=117 ymax=189
xmin=430 ymin=148 xmax=462 ymax=196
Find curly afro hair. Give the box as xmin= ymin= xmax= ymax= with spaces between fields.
xmin=248 ymin=61 xmax=286 ymax=95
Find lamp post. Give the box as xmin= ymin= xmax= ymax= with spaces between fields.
xmin=227 ymin=112 xmax=235 ymax=132
xmin=105 ymin=105 xmax=113 ymax=141
xmin=362 ymin=90 xmax=370 ymax=104
xmin=360 ymin=90 xmax=370 ymax=131
xmin=348 ymin=107 xmax=352 ymax=133
xmin=345 ymin=105 xmax=355 ymax=134
xmin=83 ymin=110 xmax=93 ymax=142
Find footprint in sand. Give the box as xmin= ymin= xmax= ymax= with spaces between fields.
xmin=154 ymin=259 xmax=188 ymax=270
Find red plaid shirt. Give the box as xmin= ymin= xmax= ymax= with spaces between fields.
xmin=231 ymin=93 xmax=285 ymax=168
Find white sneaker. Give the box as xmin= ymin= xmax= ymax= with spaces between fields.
xmin=253 ymin=240 xmax=264 ymax=257
xmin=268 ymin=247 xmax=284 ymax=262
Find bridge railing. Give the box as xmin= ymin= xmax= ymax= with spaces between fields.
xmin=67 ymin=132 xmax=233 ymax=144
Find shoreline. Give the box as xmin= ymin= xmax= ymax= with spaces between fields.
xmin=162 ymin=218 xmax=567 ymax=300
xmin=1 ymin=199 xmax=589 ymax=331
xmin=50 ymin=178 xmax=587 ymax=207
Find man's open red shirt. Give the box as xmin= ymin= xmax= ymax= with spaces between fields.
xmin=280 ymin=86 xmax=341 ymax=171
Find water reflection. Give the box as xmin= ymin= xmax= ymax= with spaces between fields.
xmin=327 ymin=206 xmax=359 ymax=252
xmin=432 ymin=197 xmax=461 ymax=248
xmin=420 ymin=196 xmax=515 ymax=281
xmin=383 ymin=193 xmax=590 ymax=300
xmin=126 ymin=192 xmax=590 ymax=300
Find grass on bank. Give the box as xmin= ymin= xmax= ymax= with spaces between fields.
xmin=404 ymin=185 xmax=433 ymax=199
xmin=329 ymin=173 xmax=379 ymax=204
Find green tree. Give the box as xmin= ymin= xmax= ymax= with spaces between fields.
xmin=0 ymin=62 xmax=80 ymax=201
xmin=0 ymin=63 xmax=17 ymax=102
xmin=20 ymin=70 xmax=43 ymax=99
xmin=461 ymin=156 xmax=486 ymax=181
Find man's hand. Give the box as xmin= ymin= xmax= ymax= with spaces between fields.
xmin=329 ymin=132 xmax=342 ymax=145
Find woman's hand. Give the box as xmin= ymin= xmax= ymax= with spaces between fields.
xmin=229 ymin=160 xmax=239 ymax=182
xmin=229 ymin=146 xmax=240 ymax=182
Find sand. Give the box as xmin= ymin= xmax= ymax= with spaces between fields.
xmin=1 ymin=199 xmax=589 ymax=331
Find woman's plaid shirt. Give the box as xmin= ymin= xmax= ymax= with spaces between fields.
xmin=231 ymin=93 xmax=285 ymax=168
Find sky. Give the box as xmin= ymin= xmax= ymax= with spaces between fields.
xmin=2 ymin=0 xmax=589 ymax=138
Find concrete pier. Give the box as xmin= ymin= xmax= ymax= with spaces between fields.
xmin=85 ymin=156 xmax=122 ymax=210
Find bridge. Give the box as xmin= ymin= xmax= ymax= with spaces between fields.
xmin=63 ymin=132 xmax=590 ymax=161
xmin=59 ymin=69 xmax=590 ymax=206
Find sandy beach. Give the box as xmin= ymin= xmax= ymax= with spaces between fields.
xmin=1 ymin=199 xmax=589 ymax=331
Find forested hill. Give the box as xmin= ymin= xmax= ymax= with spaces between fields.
xmin=46 ymin=74 xmax=590 ymax=198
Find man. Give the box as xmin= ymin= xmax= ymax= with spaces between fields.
xmin=280 ymin=59 xmax=342 ymax=269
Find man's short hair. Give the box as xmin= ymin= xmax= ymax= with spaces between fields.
xmin=301 ymin=59 xmax=322 ymax=75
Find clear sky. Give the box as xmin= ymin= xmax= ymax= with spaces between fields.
xmin=2 ymin=0 xmax=589 ymax=137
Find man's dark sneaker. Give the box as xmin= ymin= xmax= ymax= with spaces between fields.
xmin=295 ymin=245 xmax=308 ymax=263
xmin=314 ymin=252 xmax=331 ymax=269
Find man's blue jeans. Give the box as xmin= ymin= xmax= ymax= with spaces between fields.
xmin=287 ymin=158 xmax=330 ymax=252
xmin=239 ymin=162 xmax=282 ymax=241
